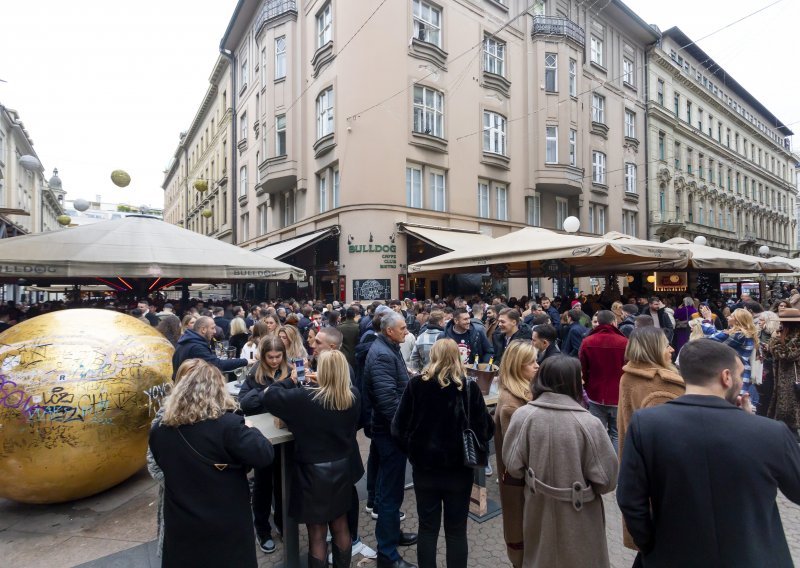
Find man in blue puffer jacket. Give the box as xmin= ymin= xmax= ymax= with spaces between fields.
xmin=171 ymin=316 xmax=247 ymax=379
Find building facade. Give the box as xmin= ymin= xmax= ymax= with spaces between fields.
xmin=162 ymin=0 xmax=664 ymax=301
xmin=162 ymin=56 xmax=234 ymax=242
xmin=647 ymin=27 xmax=796 ymax=256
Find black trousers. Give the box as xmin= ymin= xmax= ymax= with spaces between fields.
xmin=252 ymin=452 xmax=283 ymax=538
xmin=412 ymin=467 xmax=473 ymax=568
xmin=347 ymin=485 xmax=360 ymax=543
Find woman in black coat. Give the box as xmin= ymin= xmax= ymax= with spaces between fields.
xmin=392 ymin=339 xmax=495 ymax=568
xmin=238 ymin=335 xmax=292 ymax=554
xmin=262 ymin=349 xmax=362 ymax=568
xmin=148 ymin=360 xmax=273 ymax=568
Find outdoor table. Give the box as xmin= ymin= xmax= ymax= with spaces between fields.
xmin=469 ymin=392 xmax=501 ymax=522
xmin=249 ymin=412 xmax=299 ymax=568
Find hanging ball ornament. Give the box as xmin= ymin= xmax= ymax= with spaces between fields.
xmin=57 ymin=215 xmax=71 ymax=226
xmin=73 ymin=198 xmax=90 ymax=212
xmin=193 ymin=179 xmax=209 ymax=192
xmin=201 ymin=209 xmax=213 ymax=219
xmin=111 ymin=170 xmax=131 ymax=188
xmin=19 ymin=155 xmax=42 ymax=171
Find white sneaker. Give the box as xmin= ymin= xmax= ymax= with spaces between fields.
xmin=371 ymin=510 xmax=406 ymax=521
xmin=485 ymin=463 xmax=493 ymax=476
xmin=353 ymin=540 xmax=377 ymax=559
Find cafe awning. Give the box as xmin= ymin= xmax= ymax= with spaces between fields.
xmin=399 ymin=223 xmax=494 ymax=252
xmin=409 ymin=227 xmax=689 ymax=276
xmin=252 ymin=227 xmax=336 ymax=259
xmin=663 ymin=238 xmax=795 ymax=273
xmin=0 ymin=215 xmax=305 ymax=282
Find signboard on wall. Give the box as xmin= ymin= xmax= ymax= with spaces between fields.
xmin=353 ymin=279 xmax=391 ymax=301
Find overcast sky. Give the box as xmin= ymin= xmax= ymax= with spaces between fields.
xmin=0 ymin=0 xmax=796 ymax=210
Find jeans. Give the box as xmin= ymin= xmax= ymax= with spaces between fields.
xmin=372 ymin=432 xmax=408 ymax=562
xmin=366 ymin=438 xmax=380 ymax=507
xmin=588 ymin=401 xmax=618 ymax=453
xmin=252 ymin=453 xmax=283 ymax=538
xmin=413 ymin=467 xmax=473 ymax=568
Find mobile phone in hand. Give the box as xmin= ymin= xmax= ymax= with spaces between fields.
xmin=294 ymin=358 xmax=306 ymax=385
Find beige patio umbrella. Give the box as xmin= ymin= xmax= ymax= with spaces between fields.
xmin=662 ymin=238 xmax=795 ymax=273
xmin=0 ymin=215 xmax=305 ymax=282
xmin=409 ymin=227 xmax=690 ymax=276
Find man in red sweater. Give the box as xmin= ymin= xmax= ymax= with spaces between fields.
xmin=578 ymin=309 xmax=628 ymax=453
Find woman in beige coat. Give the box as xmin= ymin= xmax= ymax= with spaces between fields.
xmin=617 ymin=326 xmax=685 ymax=549
xmin=495 ymin=341 xmax=538 ymax=568
xmin=503 ymin=355 xmax=619 ymax=568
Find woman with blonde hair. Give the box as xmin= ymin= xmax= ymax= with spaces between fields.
xmin=392 ymin=339 xmax=494 ymax=568
xmin=699 ymin=305 xmax=760 ymax=407
xmin=262 ymin=314 xmax=280 ymax=336
xmin=228 ymin=317 xmax=249 ymax=358
xmin=611 ymin=301 xmax=625 ymax=325
xmin=148 ymin=360 xmax=273 ymax=568
xmin=495 ymin=340 xmax=539 ymax=567
xmin=263 ymin=350 xmax=362 ymax=568
xmin=279 ymin=325 xmax=309 ymax=360
xmin=241 ymin=321 xmax=269 ymax=361
xmin=180 ymin=313 xmax=197 ymax=337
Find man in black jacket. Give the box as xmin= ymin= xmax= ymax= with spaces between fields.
xmin=491 ymin=308 xmax=531 ymax=365
xmin=617 ymin=304 xmax=639 ymax=338
xmin=212 ymin=307 xmax=231 ymax=339
xmin=441 ymin=308 xmax=493 ymax=365
xmin=617 ymin=339 xmax=800 ymax=567
xmin=172 ymin=316 xmax=247 ymax=379
xmin=532 ymin=323 xmax=560 ymax=364
xmin=363 ymin=312 xmax=418 ymax=568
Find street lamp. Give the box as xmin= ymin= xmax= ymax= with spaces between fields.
xmin=758 ymin=245 xmax=770 ymax=257
xmin=563 ymin=216 xmax=580 ymax=233
xmin=693 ymin=236 xmax=707 ymax=246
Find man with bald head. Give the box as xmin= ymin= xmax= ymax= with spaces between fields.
xmin=171 ymin=315 xmax=248 ymax=379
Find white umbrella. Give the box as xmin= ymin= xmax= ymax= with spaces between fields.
xmin=662 ymin=238 xmax=794 ymax=273
xmin=0 ymin=215 xmax=305 ymax=281
xmin=409 ymin=227 xmax=689 ymax=275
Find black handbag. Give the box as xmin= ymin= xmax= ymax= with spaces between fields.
xmin=460 ymin=380 xmax=488 ymax=468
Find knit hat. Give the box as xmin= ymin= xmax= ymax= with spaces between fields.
xmin=571 ymin=300 xmax=581 ymax=308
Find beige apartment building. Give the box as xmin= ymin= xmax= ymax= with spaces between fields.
xmin=647 ymin=27 xmax=796 ymax=257
xmin=163 ymin=56 xmax=234 ymax=242
xmin=165 ymin=0 xmax=658 ymax=301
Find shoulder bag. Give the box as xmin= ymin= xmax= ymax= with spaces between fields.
xmin=177 ymin=427 xmax=242 ymax=472
xmin=460 ymin=379 xmax=488 ymax=468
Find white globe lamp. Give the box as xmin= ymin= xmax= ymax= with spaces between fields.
xmin=693 ymin=236 xmax=707 ymax=246
xmin=759 ymin=245 xmax=770 ymax=257
xmin=73 ymin=198 xmax=90 ymax=212
xmin=563 ymin=216 xmax=580 ymax=234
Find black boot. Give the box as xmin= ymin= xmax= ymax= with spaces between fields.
xmin=308 ymin=553 xmax=327 ymax=568
xmin=331 ymin=542 xmax=353 ymax=568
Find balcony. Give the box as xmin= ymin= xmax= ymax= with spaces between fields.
xmin=253 ymin=0 xmax=297 ymax=36
xmin=257 ymin=156 xmax=297 ymax=196
xmin=738 ymin=231 xmax=757 ymax=244
xmin=531 ymin=16 xmax=585 ymax=48
xmin=650 ymin=211 xmax=685 ymax=239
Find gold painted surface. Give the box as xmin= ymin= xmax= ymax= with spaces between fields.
xmin=0 ymin=309 xmax=174 ymax=504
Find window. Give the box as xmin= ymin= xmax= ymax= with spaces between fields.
xmin=622 ymin=210 xmax=637 ymax=237
xmin=556 ymin=197 xmax=568 ymax=229
xmin=526 ymin=195 xmax=540 ymax=226
xmin=281 ymin=192 xmax=295 ymax=227
xmin=625 ymin=163 xmax=636 ymax=193
xmin=319 ymin=173 xmax=328 ymax=213
xmin=568 ymin=59 xmax=577 ymax=96
xmin=624 ymin=110 xmax=635 ymax=138
xmin=697 ymin=108 xmax=703 ymax=131
xmin=592 ymin=151 xmax=606 ymax=184
xmin=686 ymin=100 xmax=692 ymax=124
xmin=658 ymin=132 xmax=665 ymax=160
xmin=687 ymin=148 xmax=693 ymax=175
xmin=496 ymin=184 xmax=507 ymax=221
xmin=588 ymin=204 xmax=595 ymax=233
xmin=545 ymin=126 xmax=558 ymax=163
xmin=674 ymin=93 xmax=680 ymax=116
xmin=656 ymin=79 xmax=664 ymax=105
xmin=708 ymin=114 xmax=713 ymax=137
xmin=257 ymin=204 xmax=268 ymax=236
xmin=240 ymin=213 xmax=249 ymax=241
xmin=569 ymin=129 xmax=576 ymax=166
xmin=332 ymin=169 xmax=340 ymax=208
xmin=590 ymin=205 xmax=606 ymax=234
xmin=275 ymin=36 xmax=287 ymax=80
xmin=478 ymin=181 xmax=490 ymax=218
xmin=430 ymin=170 xmax=446 ymax=212
xmin=413 ymin=86 xmax=444 ymax=138
xmin=591 ymin=93 xmax=605 ymax=123
xmin=406 ymin=165 xmax=422 ymax=208
xmin=240 ymin=59 xmax=248 ymax=87
xmin=698 ymin=153 xmax=704 ymax=178
xmin=590 ymin=35 xmax=603 ymax=66
xmin=413 ymin=0 xmax=441 ymax=47
xmin=484 ymin=36 xmax=505 ymax=76
xmin=275 ymin=115 xmax=287 ymax=156
xmin=674 ymin=142 xmax=681 ymax=170
xmin=317 ymin=3 xmax=332 ymax=48
xmin=483 ymin=111 xmax=507 ymax=155
xmin=623 ymin=57 xmax=634 ymax=85
xmin=544 ymin=53 xmax=557 ymax=92
xmin=316 ymin=87 xmax=334 ymax=139
xmin=239 ymin=165 xmax=247 ymax=197
xmin=709 ymin=159 xmax=714 ymax=183
xmin=261 ymin=48 xmax=266 ymax=89
xmin=240 ymin=112 xmax=248 ymax=140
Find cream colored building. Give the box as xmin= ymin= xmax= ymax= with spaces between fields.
xmin=647 ymin=27 xmax=796 ymax=257
xmin=162 ymin=56 xmax=234 ymax=242
xmin=165 ymin=0 xmax=658 ymax=301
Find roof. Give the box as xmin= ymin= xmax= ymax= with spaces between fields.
xmin=662 ymin=26 xmax=793 ymax=137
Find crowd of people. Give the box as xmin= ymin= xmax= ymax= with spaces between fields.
xmin=4 ymin=283 xmax=800 ymax=567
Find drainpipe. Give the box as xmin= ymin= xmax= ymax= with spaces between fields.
xmin=644 ymin=40 xmax=658 ymax=242
xmin=221 ymin=48 xmax=238 ymax=246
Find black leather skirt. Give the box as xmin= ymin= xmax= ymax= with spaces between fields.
xmin=289 ymin=456 xmax=351 ymax=524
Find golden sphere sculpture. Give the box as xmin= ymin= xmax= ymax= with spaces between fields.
xmin=193 ymin=179 xmax=208 ymax=192
xmin=0 ymin=309 xmax=174 ymax=503
xmin=110 ymin=170 xmax=131 ymax=187
xmin=56 ymin=214 xmax=71 ymax=226
xmin=201 ymin=209 xmax=213 ymax=218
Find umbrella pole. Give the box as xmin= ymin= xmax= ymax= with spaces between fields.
xmin=526 ymin=262 xmax=532 ymax=299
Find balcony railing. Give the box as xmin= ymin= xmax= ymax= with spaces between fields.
xmin=531 ymin=16 xmax=585 ymax=47
xmin=253 ymin=0 xmax=297 ymax=35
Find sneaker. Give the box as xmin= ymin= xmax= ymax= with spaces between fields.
xmin=485 ymin=463 xmax=493 ymax=476
xmin=353 ymin=539 xmax=377 ymax=559
xmin=365 ymin=503 xmax=374 ymax=514
xmin=259 ymin=536 xmax=276 ymax=554
xmin=371 ymin=510 xmax=406 ymax=521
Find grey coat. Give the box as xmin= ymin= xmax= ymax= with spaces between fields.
xmin=503 ymin=392 xmax=619 ymax=567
